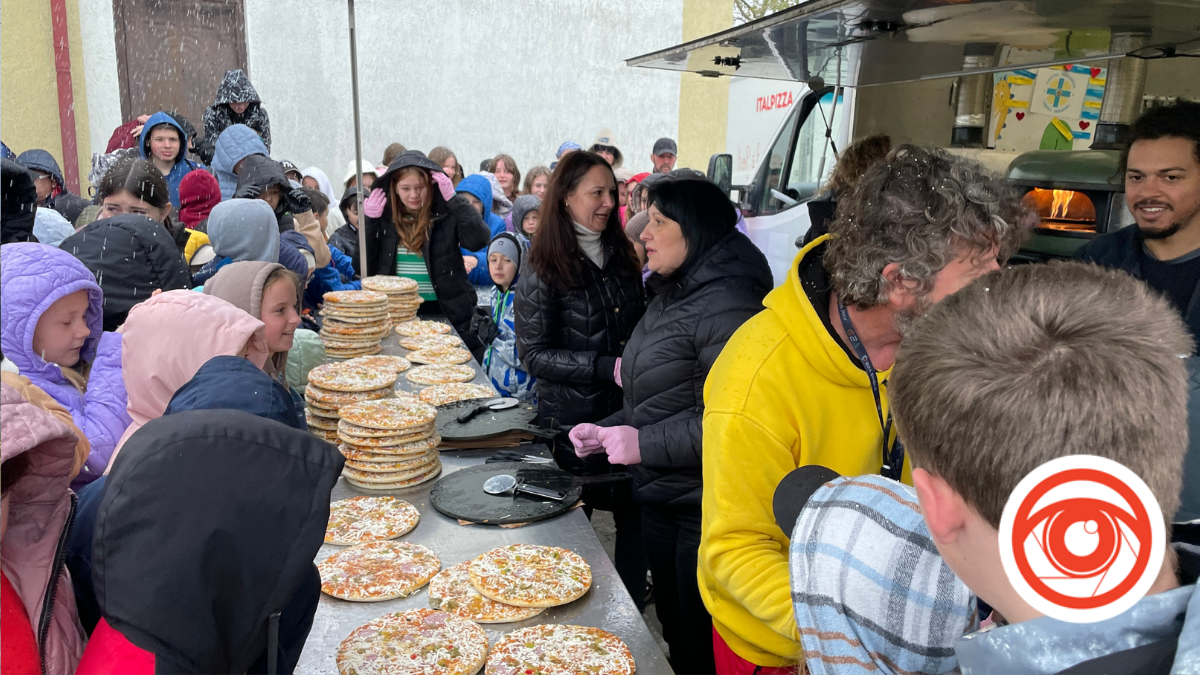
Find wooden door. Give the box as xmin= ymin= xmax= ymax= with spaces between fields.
xmin=113 ymin=0 xmax=246 ymax=141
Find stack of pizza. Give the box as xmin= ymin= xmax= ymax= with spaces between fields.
xmin=304 ymin=362 xmax=400 ymax=443
xmin=319 ymin=290 xmax=391 ymax=358
xmin=362 ymin=275 xmax=423 ymax=324
xmin=337 ymin=396 xmax=443 ymax=489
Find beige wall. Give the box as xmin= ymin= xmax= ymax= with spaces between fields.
xmin=851 ymin=79 xmax=957 ymax=147
xmin=676 ymin=0 xmax=732 ymax=171
xmin=1 ymin=0 xmax=93 ymax=193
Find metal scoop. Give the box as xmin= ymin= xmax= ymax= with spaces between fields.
xmin=456 ymin=397 xmax=520 ymax=424
xmin=482 ymin=474 xmax=566 ymax=501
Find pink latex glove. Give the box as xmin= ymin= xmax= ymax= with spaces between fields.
xmin=431 ymin=170 xmax=456 ymax=201
xmin=363 ymin=188 xmax=386 ymax=218
xmin=614 ymin=357 xmax=623 ymax=388
xmin=597 ymin=426 xmax=641 ymax=465
xmin=569 ymin=423 xmax=604 ymax=457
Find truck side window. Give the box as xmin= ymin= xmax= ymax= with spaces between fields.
xmin=758 ymin=108 xmax=799 ymax=215
xmin=760 ymin=90 xmax=844 ymax=215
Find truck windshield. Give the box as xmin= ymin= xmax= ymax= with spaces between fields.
xmin=760 ymin=90 xmax=845 ymax=215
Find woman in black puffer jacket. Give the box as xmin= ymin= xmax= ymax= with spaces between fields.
xmin=363 ymin=152 xmax=491 ymax=359
xmin=515 ymin=150 xmax=647 ymax=606
xmin=570 ymin=177 xmax=772 ymax=674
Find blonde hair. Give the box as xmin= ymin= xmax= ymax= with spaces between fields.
xmin=522 ymin=165 xmax=551 ymax=196
xmin=388 ymin=166 xmax=433 ymax=253
xmin=60 ymin=364 xmax=89 ymax=393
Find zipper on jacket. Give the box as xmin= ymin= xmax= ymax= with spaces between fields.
xmin=37 ymin=492 xmax=77 ymax=674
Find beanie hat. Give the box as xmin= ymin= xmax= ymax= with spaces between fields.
xmin=206 ymin=198 xmax=280 ymax=263
xmin=487 ymin=232 xmax=523 ymax=271
xmin=625 ymin=210 xmax=650 ymax=241
xmin=556 ymin=141 xmax=581 ymax=159
xmin=178 ymin=169 xmax=221 ymax=228
xmin=510 ymin=195 xmax=541 ymax=236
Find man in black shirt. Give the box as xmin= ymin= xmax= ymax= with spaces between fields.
xmin=1080 ymin=101 xmax=1200 ymax=343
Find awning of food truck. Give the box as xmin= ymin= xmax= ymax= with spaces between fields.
xmin=625 ymin=0 xmax=1200 ymax=86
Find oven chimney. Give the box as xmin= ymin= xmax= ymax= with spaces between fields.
xmin=1092 ymin=30 xmax=1150 ymax=150
xmin=951 ymin=43 xmax=999 ymax=147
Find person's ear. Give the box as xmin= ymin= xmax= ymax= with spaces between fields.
xmin=882 ymin=262 xmax=921 ymax=310
xmin=164 ymin=203 xmax=174 ymax=222
xmin=913 ymin=467 xmax=969 ymax=546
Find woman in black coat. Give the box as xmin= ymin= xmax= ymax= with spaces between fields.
xmin=514 ymin=150 xmax=648 ymax=606
xmin=569 ymin=177 xmax=773 ymax=674
xmin=363 ymin=152 xmax=491 ymax=359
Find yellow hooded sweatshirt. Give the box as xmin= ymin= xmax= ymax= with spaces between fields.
xmin=698 ymin=235 xmax=911 ymax=666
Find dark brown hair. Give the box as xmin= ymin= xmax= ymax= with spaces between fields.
xmin=387 ymin=166 xmax=433 ymax=253
xmin=97 ymin=157 xmax=174 ymax=229
xmin=300 ymin=187 xmax=329 ymax=216
xmin=489 ymin=154 xmax=521 ymax=199
xmin=527 ymin=151 xmax=639 ymax=288
xmin=823 ymin=134 xmax=891 ymax=195
xmin=381 ymin=142 xmax=407 ymax=168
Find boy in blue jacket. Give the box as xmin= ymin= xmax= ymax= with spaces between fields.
xmin=456 ymin=174 xmax=507 ymax=287
xmin=483 ymin=232 xmax=535 ymax=402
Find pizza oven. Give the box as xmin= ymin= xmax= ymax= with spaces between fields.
xmin=1007 ymin=149 xmax=1133 ymax=261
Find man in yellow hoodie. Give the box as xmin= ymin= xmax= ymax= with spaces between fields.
xmin=699 ymin=146 xmax=1029 ymax=671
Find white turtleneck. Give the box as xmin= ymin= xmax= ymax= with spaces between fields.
xmin=573 ymin=221 xmax=608 ymax=268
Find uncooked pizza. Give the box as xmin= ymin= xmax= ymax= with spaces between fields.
xmin=345 ymin=462 xmax=442 ymax=491
xmin=399 ymin=334 xmax=464 ymax=351
xmin=485 ymin=624 xmax=635 ymax=675
xmin=344 ymin=450 xmax=437 ymax=473
xmin=340 ymin=398 xmax=438 ymax=431
xmin=395 ymin=320 xmax=453 ymax=337
xmin=345 ymin=355 xmax=412 ymax=373
xmin=306 ymin=385 xmax=397 ymax=407
xmin=324 ymin=290 xmax=390 ymax=306
xmin=326 ymin=496 xmax=420 ymax=545
xmin=342 ymin=457 xmax=439 ymax=484
xmin=361 ymin=275 xmax=419 ymax=294
xmin=317 ymin=540 xmax=440 ymax=601
xmin=339 ymin=426 xmax=435 ymax=447
xmin=340 ymin=436 xmax=441 ymax=461
xmin=468 ymin=545 xmax=592 ymax=608
xmin=418 ymin=383 xmax=496 ymax=407
xmin=406 ymin=365 xmax=476 ymax=385
xmin=428 ymin=561 xmax=544 ymax=624
xmin=309 ymin=363 xmax=400 ymax=393
xmin=408 ymin=347 xmax=474 ymax=365
xmin=335 ymin=609 xmax=488 ymax=675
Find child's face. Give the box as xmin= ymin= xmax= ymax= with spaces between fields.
xmin=463 ymin=193 xmax=485 ymax=216
xmin=32 ymin=290 xmax=91 ymax=367
xmin=521 ymin=212 xmax=539 ymax=236
xmin=260 ymin=279 xmax=301 ymax=354
xmin=345 ymin=202 xmax=360 ymax=227
xmin=488 ymin=253 xmax=517 ymax=289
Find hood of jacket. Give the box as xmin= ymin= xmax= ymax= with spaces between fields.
xmin=376 ymin=151 xmax=443 ymax=193
xmin=2 ymin=159 xmax=38 ymax=244
xmin=203 ymin=260 xmax=292 ymax=379
xmin=33 ymin=208 xmax=75 ymax=248
xmin=302 ymin=166 xmax=338 ymax=206
xmin=456 ymin=174 xmax=495 ymax=214
xmin=213 ymin=69 xmax=260 ymax=106
xmin=137 ymin=112 xmax=187 ymax=166
xmin=1 ymin=373 xmax=88 ymax=674
xmin=206 ymin=198 xmax=280 ymax=263
xmin=211 ymin=124 xmax=269 ymax=200
xmin=590 ymin=128 xmax=624 ymax=169
xmin=178 ymin=169 xmax=220 ymax=228
xmin=235 ymin=154 xmax=291 ymax=197
xmin=0 ymin=243 xmax=104 ymax=386
xmin=339 ymin=185 xmax=360 ymax=216
xmin=16 ymin=149 xmax=64 ymax=192
xmin=113 ymin=291 xmax=268 ymax=461
xmin=94 ymin=408 xmax=342 ymax=674
xmin=59 ymin=215 xmax=194 ymax=331
xmin=164 ymin=356 xmax=304 ymax=430
xmin=511 ymin=194 xmax=541 ymax=235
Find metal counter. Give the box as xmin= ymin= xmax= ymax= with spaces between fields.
xmin=296 ymin=318 xmax=673 ymax=674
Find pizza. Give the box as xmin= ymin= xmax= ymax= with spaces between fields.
xmin=408 ymin=347 xmax=474 ymax=365
xmin=345 ymin=462 xmax=442 ymax=491
xmin=406 ymin=365 xmax=477 ymax=386
xmin=309 ymin=363 xmax=400 ymax=393
xmin=343 ymin=355 xmax=412 ymax=374
xmin=321 ymin=313 xmax=390 ymax=326
xmin=306 ymin=411 xmax=340 ymax=431
xmin=317 ymin=540 xmax=441 ymax=601
xmin=326 ymin=496 xmax=420 ymax=545
xmin=335 ymin=609 xmax=488 ymax=675
xmin=418 ymin=384 xmax=496 ymax=407
xmin=324 ymin=290 xmax=390 ymax=306
xmin=340 ymin=398 xmax=438 ymax=431
xmin=395 ymin=320 xmax=453 ymax=337
xmin=306 ymin=385 xmax=393 ymax=407
xmin=342 ymin=454 xmax=439 ymax=483
xmin=468 ymin=545 xmax=592 ymax=608
xmin=485 ymin=624 xmax=635 ymax=675
xmin=339 ymin=426 xmax=436 ymax=448
xmin=399 ymin=334 xmax=464 ymax=351
xmin=428 ymin=561 xmax=544 ymax=624
xmin=344 ymin=449 xmax=437 ymax=472
xmin=361 ymin=275 xmax=420 ymax=294
xmin=340 ymin=435 xmax=441 ymax=460
xmin=326 ymin=346 xmax=383 ymax=358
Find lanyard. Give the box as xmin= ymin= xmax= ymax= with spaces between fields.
xmin=837 ymin=302 xmax=905 ymax=481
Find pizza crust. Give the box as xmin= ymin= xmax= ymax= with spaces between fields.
xmin=335 ymin=609 xmax=488 ymax=675
xmin=339 ymin=435 xmax=442 ymax=460
xmin=345 ymin=462 xmax=442 ymax=491
xmin=485 ymin=624 xmax=635 ymax=675
xmin=326 ymin=496 xmax=420 ymax=545
xmin=428 ymin=562 xmax=544 ymax=624
xmin=318 ymin=541 xmax=441 ymax=602
xmin=468 ymin=545 xmax=592 ymax=608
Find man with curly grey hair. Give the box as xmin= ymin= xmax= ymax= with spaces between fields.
xmin=697 ymin=145 xmax=1028 ymax=671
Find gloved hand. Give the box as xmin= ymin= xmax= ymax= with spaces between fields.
xmin=285 ymin=187 xmax=312 ymax=214
xmin=597 ymin=425 xmax=641 ymax=465
xmin=233 ymin=183 xmax=262 ymax=200
xmin=363 ymin=188 xmax=387 ymax=218
xmin=470 ymin=308 xmax=500 ymax=346
xmin=569 ymin=423 xmax=604 ymax=457
xmin=614 ymin=357 xmax=623 ymax=388
xmin=431 ymin=171 xmax=456 ymax=202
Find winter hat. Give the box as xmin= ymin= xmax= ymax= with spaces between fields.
xmin=178 ymin=169 xmax=220 ymax=228
xmin=487 ymin=232 xmax=523 ymax=270
xmin=785 ymin=469 xmax=978 ymax=675
xmin=556 ymin=141 xmax=581 ymax=159
xmin=614 ymin=168 xmax=636 ymax=184
xmin=589 ymin=129 xmax=624 ymax=168
xmin=203 ymin=261 xmax=286 ymax=319
xmin=33 ymin=207 xmax=75 ymax=248
xmin=343 ymin=159 xmax=378 ymax=187
xmin=2 ymin=159 xmax=38 ymax=244
xmin=625 ymin=210 xmax=650 ymax=240
xmin=206 ymin=198 xmax=280 ymax=263
xmin=511 ymin=195 xmax=541 ymax=236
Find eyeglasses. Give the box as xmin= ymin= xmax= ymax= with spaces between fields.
xmin=33 ymin=173 xmax=52 ymax=183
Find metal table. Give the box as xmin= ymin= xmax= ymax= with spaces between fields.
xmin=296 ymin=318 xmax=673 ymax=675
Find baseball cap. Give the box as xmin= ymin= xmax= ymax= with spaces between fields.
xmin=653 ymin=138 xmax=678 ymax=157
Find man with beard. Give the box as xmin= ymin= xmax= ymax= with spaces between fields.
xmin=1080 ymin=101 xmax=1200 ymax=344
xmin=697 ymin=145 xmax=1028 ymax=673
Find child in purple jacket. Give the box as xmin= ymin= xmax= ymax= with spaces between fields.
xmin=1 ymin=243 xmax=132 ymax=486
